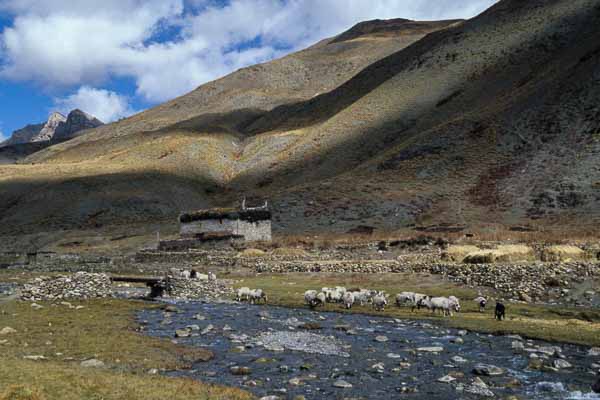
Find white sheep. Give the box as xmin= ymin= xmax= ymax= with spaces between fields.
xmin=372 ymin=294 xmax=388 ymax=311
xmin=350 ymin=289 xmax=373 ymax=306
xmin=396 ymin=291 xmax=415 ymax=307
xmin=474 ymin=296 xmax=487 ymax=312
xmin=304 ymin=290 xmax=326 ymax=308
xmin=425 ymin=297 xmax=460 ymax=317
xmin=236 ymin=287 xmax=251 ymax=302
xmin=342 ymin=291 xmax=355 ymax=309
xmin=328 ymin=288 xmax=345 ymax=303
xmin=396 ymin=292 xmax=429 ymax=311
xmin=249 ymin=289 xmax=267 ymax=304
xmin=448 ymin=296 xmax=461 ymax=313
xmin=208 ymin=272 xmax=216 ymax=281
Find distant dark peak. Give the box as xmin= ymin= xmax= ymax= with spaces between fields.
xmin=331 ymin=17 xmax=462 ymax=44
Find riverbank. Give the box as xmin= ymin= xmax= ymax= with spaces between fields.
xmin=0 ymin=298 xmax=252 ymax=400
xmin=232 ymin=272 xmax=600 ymax=347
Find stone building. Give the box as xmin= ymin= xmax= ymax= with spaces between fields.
xmin=178 ymin=204 xmax=272 ymax=242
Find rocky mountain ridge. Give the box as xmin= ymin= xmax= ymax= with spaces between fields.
xmin=1 ymin=109 xmax=103 ymax=148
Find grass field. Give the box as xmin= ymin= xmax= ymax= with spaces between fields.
xmin=0 ymin=299 xmax=253 ymax=400
xmin=232 ymin=272 xmax=600 ymax=347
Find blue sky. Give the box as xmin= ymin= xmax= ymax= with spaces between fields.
xmin=0 ymin=0 xmax=497 ymax=140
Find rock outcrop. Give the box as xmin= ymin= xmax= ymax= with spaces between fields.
xmin=1 ymin=110 xmax=103 ymax=147
xmin=53 ymin=109 xmax=104 ymax=141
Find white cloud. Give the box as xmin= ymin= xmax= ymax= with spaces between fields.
xmin=54 ymin=86 xmax=137 ymax=122
xmin=0 ymin=0 xmax=498 ymax=104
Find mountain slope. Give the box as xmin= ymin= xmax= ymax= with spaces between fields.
xmin=1 ymin=0 xmax=600 ymax=251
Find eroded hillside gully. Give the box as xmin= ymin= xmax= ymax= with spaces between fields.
xmin=140 ymin=301 xmax=600 ymax=400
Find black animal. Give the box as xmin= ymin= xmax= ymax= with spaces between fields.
xmin=495 ymin=302 xmax=506 ymax=321
xmin=190 ymin=269 xmax=198 ymax=279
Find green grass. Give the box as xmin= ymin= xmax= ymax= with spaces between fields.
xmin=233 ymin=272 xmax=600 ymax=347
xmin=0 ymin=299 xmax=253 ymax=400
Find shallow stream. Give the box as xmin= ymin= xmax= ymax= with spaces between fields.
xmin=139 ymin=301 xmax=599 ymax=399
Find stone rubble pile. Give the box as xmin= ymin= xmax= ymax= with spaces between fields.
xmin=165 ymin=276 xmax=234 ymax=300
xmin=20 ymin=272 xmax=112 ymax=301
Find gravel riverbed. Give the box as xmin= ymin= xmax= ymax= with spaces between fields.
xmin=139 ymin=302 xmax=600 ymax=400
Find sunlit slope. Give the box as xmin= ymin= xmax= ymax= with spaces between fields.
xmin=1 ymin=0 xmax=600 ymax=248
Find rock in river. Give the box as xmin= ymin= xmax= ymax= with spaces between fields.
xmin=417 ymin=346 xmax=444 ymax=353
xmin=553 ymin=359 xmax=572 ymax=369
xmin=333 ymin=380 xmax=353 ymax=389
xmin=473 ymin=364 xmax=505 ymax=376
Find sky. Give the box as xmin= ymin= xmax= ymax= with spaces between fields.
xmin=0 ymin=0 xmax=498 ymax=140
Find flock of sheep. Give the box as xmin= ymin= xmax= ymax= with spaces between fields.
xmin=303 ymin=287 xmax=486 ymax=317
xmin=236 ymin=287 xmax=268 ymax=304
xmin=235 ymin=286 xmax=501 ymax=319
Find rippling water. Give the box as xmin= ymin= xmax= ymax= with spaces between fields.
xmin=139 ymin=302 xmax=600 ymax=400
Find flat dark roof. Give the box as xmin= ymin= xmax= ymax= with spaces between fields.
xmin=179 ymin=207 xmax=271 ymax=223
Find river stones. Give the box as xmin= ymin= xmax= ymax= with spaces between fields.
xmin=438 ymin=375 xmax=456 ymax=383
xmin=256 ymin=331 xmax=348 ymax=356
xmin=298 ymin=322 xmax=321 ymax=330
xmin=375 ymin=335 xmax=388 ymax=342
xmin=451 ymin=356 xmax=468 ymax=363
xmin=458 ymin=378 xmax=495 ymax=397
xmin=175 ymin=329 xmax=191 ymax=338
xmin=417 ymin=346 xmax=444 ymax=353
xmin=371 ymin=362 xmax=385 ymax=373
xmin=333 ymin=379 xmax=353 ymax=388
xmin=201 ymin=324 xmax=214 ymax=335
xmin=589 ymin=348 xmax=600 ymax=357
xmin=288 ymin=377 xmax=302 ymax=386
xmin=450 ymin=337 xmax=464 ymax=344
xmin=163 ymin=305 xmax=179 ymax=313
xmin=230 ymin=366 xmax=251 ymax=375
xmin=553 ymin=359 xmax=572 ymax=369
xmin=512 ymin=341 xmax=525 ymax=351
xmin=528 ymin=358 xmax=544 ymax=370
xmin=473 ymin=364 xmax=505 ymax=376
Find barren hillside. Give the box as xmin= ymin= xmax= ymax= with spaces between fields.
xmin=1 ymin=0 xmax=599 ymax=252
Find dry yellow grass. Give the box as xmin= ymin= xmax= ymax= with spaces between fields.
xmin=464 ymin=244 xmax=535 ymax=264
xmin=441 ymin=245 xmax=480 ymax=262
xmin=270 ymin=247 xmax=309 ymax=257
xmin=237 ymin=248 xmax=266 ymax=258
xmin=541 ymin=245 xmax=589 ymax=262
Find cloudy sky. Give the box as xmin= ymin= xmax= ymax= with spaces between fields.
xmin=0 ymin=0 xmax=497 ymax=140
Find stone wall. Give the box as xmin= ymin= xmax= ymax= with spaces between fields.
xmin=165 ymin=276 xmax=234 ymax=300
xmin=180 ymin=219 xmax=271 ymax=242
xmin=20 ymin=272 xmax=112 ymax=301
